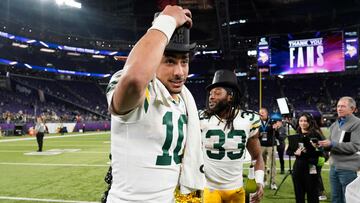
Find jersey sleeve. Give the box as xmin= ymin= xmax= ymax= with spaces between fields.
xmin=106 ymin=70 xmax=122 ymax=115
xmin=106 ymin=70 xmax=150 ymax=123
xmin=249 ymin=113 xmax=261 ymax=138
xmin=198 ymin=109 xmax=205 ymax=128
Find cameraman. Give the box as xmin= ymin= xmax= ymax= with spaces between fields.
xmin=259 ymin=107 xmax=280 ymax=190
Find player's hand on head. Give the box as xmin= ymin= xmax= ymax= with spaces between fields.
xmin=161 ymin=5 xmax=193 ymax=28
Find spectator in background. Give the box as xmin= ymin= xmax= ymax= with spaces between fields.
xmin=81 ymin=123 xmax=86 ymax=133
xmin=5 ymin=111 xmax=11 ymax=124
xmin=291 ymin=112 xmax=327 ymax=203
xmin=104 ymin=5 xmax=204 ymax=202
xmin=319 ymin=96 xmax=360 ymax=203
xmin=259 ymin=107 xmax=280 ymax=190
xmin=34 ymin=116 xmax=46 ymax=152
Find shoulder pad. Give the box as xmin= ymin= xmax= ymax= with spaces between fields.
xmin=240 ymin=110 xmax=259 ymax=121
xmin=241 ymin=110 xmax=259 ymax=117
xmin=198 ymin=109 xmax=207 ymax=120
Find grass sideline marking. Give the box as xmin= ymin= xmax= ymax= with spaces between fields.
xmin=0 ymin=196 xmax=99 ymax=203
xmin=0 ymin=162 xmax=109 ymax=167
xmin=0 ymin=132 xmax=107 ymax=143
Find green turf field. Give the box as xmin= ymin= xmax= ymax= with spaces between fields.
xmin=0 ymin=132 xmax=331 ymax=203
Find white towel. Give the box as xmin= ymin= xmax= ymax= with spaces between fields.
xmin=179 ymin=85 xmax=205 ymax=193
xmin=153 ymin=79 xmax=205 ymax=193
xmin=346 ymin=176 xmax=360 ymax=203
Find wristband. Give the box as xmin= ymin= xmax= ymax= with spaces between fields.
xmin=255 ymin=170 xmax=265 ymax=186
xmin=148 ymin=14 xmax=176 ymax=43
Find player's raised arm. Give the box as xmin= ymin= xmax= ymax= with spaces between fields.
xmin=246 ymin=132 xmax=265 ymax=202
xmin=111 ymin=5 xmax=192 ymax=115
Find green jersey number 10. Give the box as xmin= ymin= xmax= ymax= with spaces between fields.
xmin=156 ymin=112 xmax=187 ymax=166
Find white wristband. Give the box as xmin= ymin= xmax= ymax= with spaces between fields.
xmin=255 ymin=170 xmax=265 ymax=186
xmin=148 ymin=14 xmax=177 ymax=44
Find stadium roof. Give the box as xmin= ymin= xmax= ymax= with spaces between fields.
xmin=1 ymin=0 xmax=360 ymax=71
xmin=1 ymin=1 xmax=360 ymax=43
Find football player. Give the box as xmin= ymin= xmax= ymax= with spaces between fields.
xmin=105 ymin=5 xmax=204 ymax=202
xmin=200 ymin=69 xmax=265 ymax=203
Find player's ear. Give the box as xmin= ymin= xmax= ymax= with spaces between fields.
xmin=227 ymin=94 xmax=233 ymax=102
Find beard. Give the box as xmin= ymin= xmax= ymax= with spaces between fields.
xmin=210 ymin=100 xmax=231 ymax=115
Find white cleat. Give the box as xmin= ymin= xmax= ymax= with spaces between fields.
xmin=270 ymin=183 xmax=278 ymax=190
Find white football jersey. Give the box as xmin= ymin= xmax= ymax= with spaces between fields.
xmin=200 ymin=110 xmax=260 ymax=190
xmin=106 ymin=73 xmax=187 ymax=203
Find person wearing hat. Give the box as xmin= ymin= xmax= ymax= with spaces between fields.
xmin=105 ymin=5 xmax=204 ymax=203
xmin=200 ymin=69 xmax=265 ymax=203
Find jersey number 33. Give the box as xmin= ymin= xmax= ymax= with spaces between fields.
xmin=206 ymin=129 xmax=246 ymax=160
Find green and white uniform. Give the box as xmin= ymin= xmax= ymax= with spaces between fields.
xmin=200 ymin=110 xmax=260 ymax=190
xmin=106 ymin=72 xmax=188 ymax=203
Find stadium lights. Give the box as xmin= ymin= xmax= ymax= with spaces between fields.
xmin=187 ymin=74 xmax=195 ymax=78
xmin=92 ymin=55 xmax=106 ymax=59
xmin=235 ymin=72 xmax=247 ymax=77
xmin=67 ymin=52 xmax=81 ymax=56
xmin=26 ymin=39 xmax=36 ymax=44
xmin=12 ymin=42 xmax=28 ymax=48
xmin=194 ymin=51 xmax=201 ymax=56
xmin=0 ymin=57 xmax=110 ymax=78
xmin=247 ymin=50 xmax=257 ymax=56
xmin=203 ymin=50 xmax=218 ymax=54
xmin=39 ymin=41 xmax=49 ymax=48
xmin=55 ymin=0 xmax=82 ymax=9
xmin=222 ymin=19 xmax=247 ymax=26
xmin=109 ymin=51 xmax=118 ymax=56
xmin=11 ymin=42 xmax=20 ymax=47
xmin=40 ymin=48 xmax=56 ymax=53
xmin=24 ymin=64 xmax=32 ymax=69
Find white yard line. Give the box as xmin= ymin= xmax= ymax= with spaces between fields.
xmin=0 ymin=162 xmax=109 ymax=167
xmin=0 ymin=150 xmax=108 ymax=153
xmin=0 ymin=132 xmax=108 ymax=143
xmin=0 ymin=196 xmax=99 ymax=203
